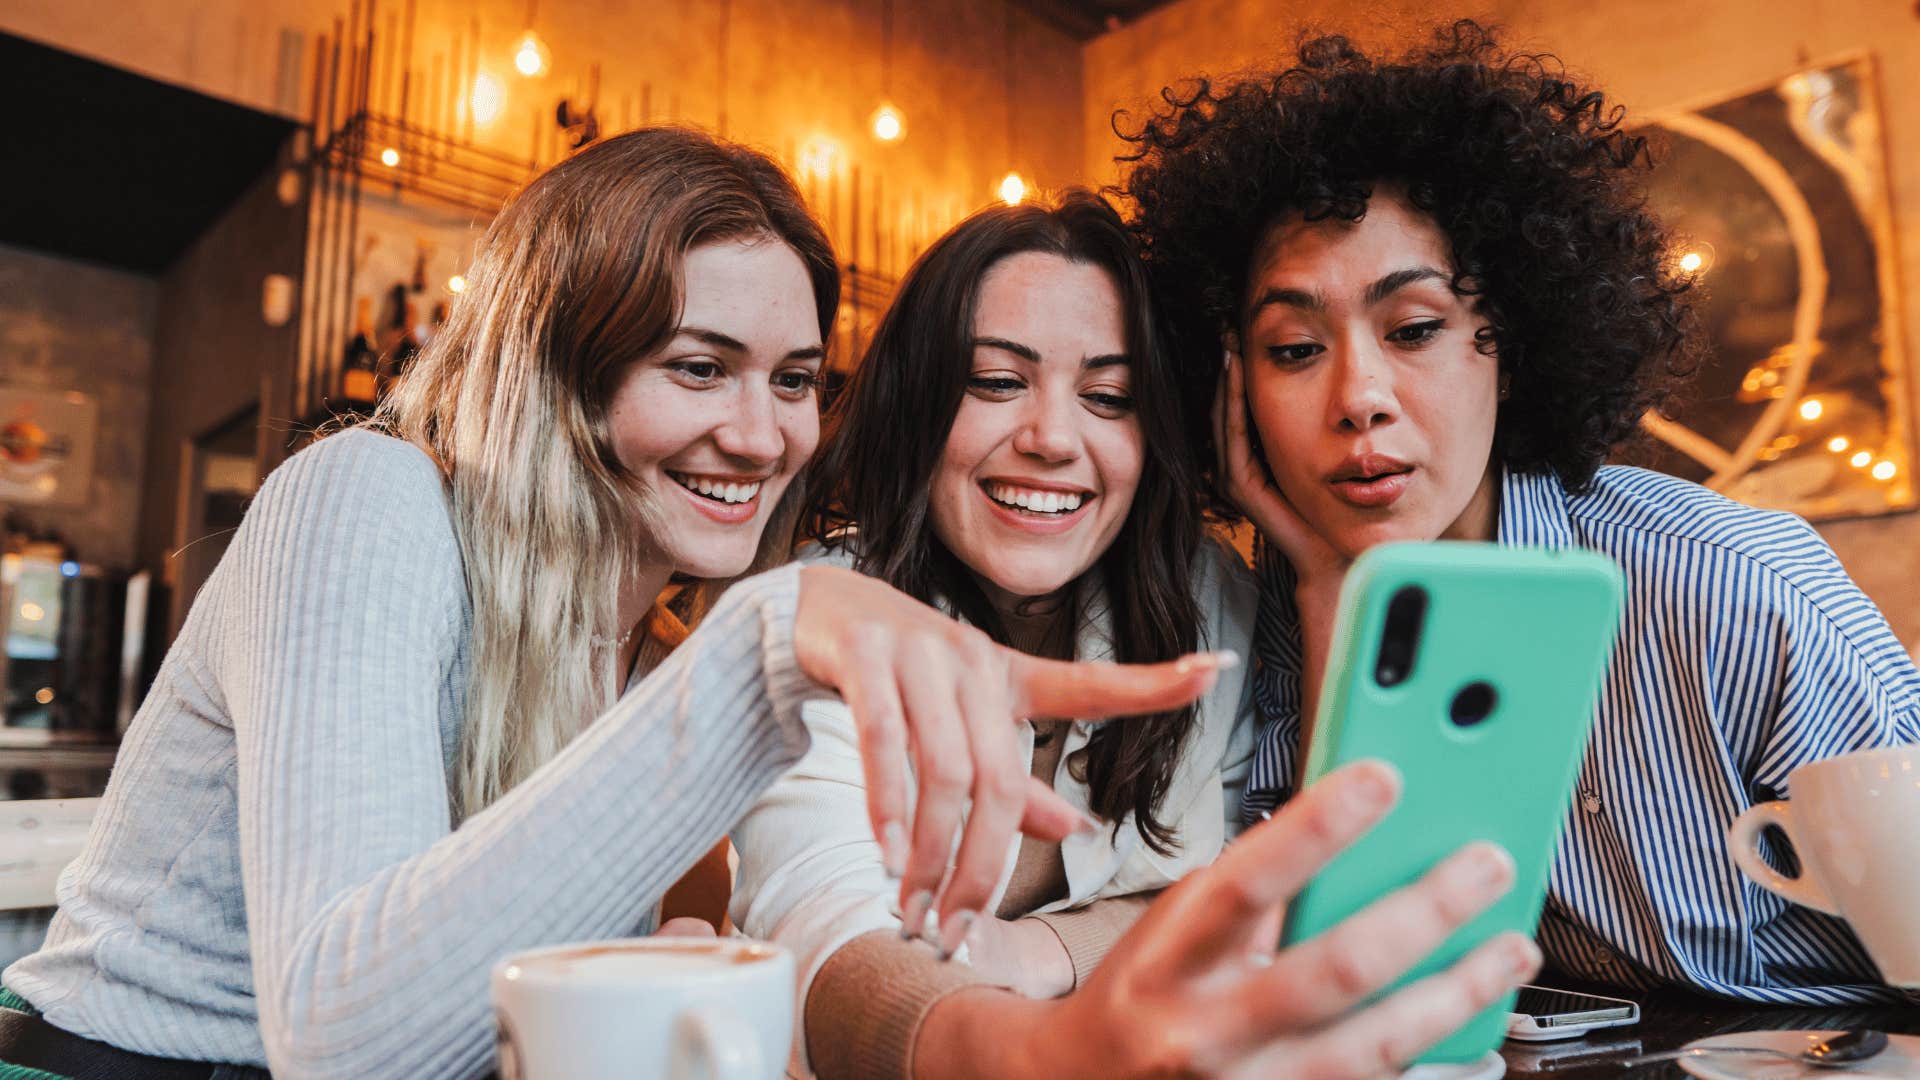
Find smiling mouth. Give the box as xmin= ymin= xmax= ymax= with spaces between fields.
xmin=669 ymin=471 xmax=764 ymax=505
xmin=982 ymin=481 xmax=1092 ymax=517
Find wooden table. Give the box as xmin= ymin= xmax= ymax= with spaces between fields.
xmin=1500 ymin=987 xmax=1920 ymax=1078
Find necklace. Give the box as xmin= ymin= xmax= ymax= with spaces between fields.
xmin=591 ymin=623 xmax=638 ymax=649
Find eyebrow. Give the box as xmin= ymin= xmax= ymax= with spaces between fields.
xmin=1248 ymin=266 xmax=1453 ymax=316
xmin=676 ymin=326 xmax=825 ymax=362
xmin=972 ymin=336 xmax=1129 ymax=370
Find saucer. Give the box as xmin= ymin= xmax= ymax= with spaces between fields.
xmin=1677 ymin=1030 xmax=1920 ymax=1079
xmin=1399 ymin=1050 xmax=1504 ymax=1080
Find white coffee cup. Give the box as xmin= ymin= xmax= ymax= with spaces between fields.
xmin=491 ymin=937 xmax=794 ymax=1079
xmin=1728 ymin=743 xmax=1920 ymax=988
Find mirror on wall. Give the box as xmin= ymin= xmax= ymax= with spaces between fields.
xmin=1628 ymin=55 xmax=1913 ymax=521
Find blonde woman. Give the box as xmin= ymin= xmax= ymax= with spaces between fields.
xmin=0 ymin=129 xmax=1223 ymax=1080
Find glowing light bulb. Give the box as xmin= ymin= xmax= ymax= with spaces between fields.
xmin=1679 ymin=251 xmax=1704 ymax=273
xmin=998 ymin=171 xmax=1026 ymax=206
xmin=379 ymin=147 xmax=400 ymax=168
xmin=33 ymin=688 xmax=52 ymax=705
xmin=1798 ymin=398 xmax=1823 ymax=421
xmin=513 ymin=30 xmax=550 ymax=77
xmin=1873 ymin=460 xmax=1897 ymax=481
xmin=448 ymin=275 xmax=468 ymax=294
xmin=1850 ymin=450 xmax=1872 ymax=468
xmin=1828 ymin=436 xmax=1850 ymax=453
xmin=471 ymin=73 xmax=505 ymax=127
xmin=870 ymin=103 xmax=905 ymax=143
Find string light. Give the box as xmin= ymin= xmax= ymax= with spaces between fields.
xmin=1850 ymin=450 xmax=1873 ymax=468
xmin=448 ymin=275 xmax=468 ymax=294
xmin=1798 ymin=398 xmax=1823 ymax=421
xmin=512 ymin=3 xmax=549 ymax=78
xmin=871 ymin=103 xmax=905 ymax=143
xmin=1828 ymin=436 xmax=1850 ymax=453
xmin=999 ymin=171 xmax=1027 ymax=206
xmin=1679 ymin=252 xmax=1704 ymax=273
xmin=1872 ymin=461 xmax=1897 ymax=481
xmin=379 ymin=147 xmax=400 ymax=168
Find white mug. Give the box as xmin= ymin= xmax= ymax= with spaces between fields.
xmin=492 ymin=937 xmax=794 ymax=1079
xmin=1728 ymin=743 xmax=1920 ymax=988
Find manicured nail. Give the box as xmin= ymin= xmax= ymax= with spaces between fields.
xmin=937 ymin=910 xmax=978 ymax=961
xmin=1174 ymin=650 xmax=1238 ymax=677
xmin=1464 ymin=842 xmax=1516 ymax=892
xmin=1508 ymin=938 xmax=1542 ymax=980
xmin=880 ymin=822 xmax=907 ymax=879
xmin=1258 ymin=809 xmax=1274 ymax=822
xmin=1346 ymin=762 xmax=1399 ymax=813
xmin=900 ymin=891 xmax=934 ymax=940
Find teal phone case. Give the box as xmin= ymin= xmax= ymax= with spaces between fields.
xmin=1279 ymin=542 xmax=1624 ymax=1064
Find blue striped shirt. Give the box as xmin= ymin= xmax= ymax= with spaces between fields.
xmin=1244 ymin=465 xmax=1920 ymax=1004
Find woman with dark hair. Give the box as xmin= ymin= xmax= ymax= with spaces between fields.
xmin=731 ymin=189 xmax=1353 ymax=1076
xmin=1121 ymin=21 xmax=1920 ymax=1005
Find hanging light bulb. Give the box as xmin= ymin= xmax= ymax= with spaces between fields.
xmin=998 ymin=171 xmax=1026 ymax=206
xmin=513 ymin=29 xmax=550 ymax=77
xmin=871 ymin=102 xmax=906 ymax=143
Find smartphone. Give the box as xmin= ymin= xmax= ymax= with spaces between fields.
xmin=1279 ymin=541 xmax=1624 ymax=1065
xmin=1505 ymin=985 xmax=1640 ymax=1041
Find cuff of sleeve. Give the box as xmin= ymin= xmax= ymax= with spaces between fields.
xmin=1028 ymin=895 xmax=1154 ymax=989
xmin=806 ymin=931 xmax=991 ymax=1080
xmin=751 ymin=562 xmax=831 ymax=758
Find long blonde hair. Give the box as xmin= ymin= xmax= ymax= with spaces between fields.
xmin=376 ymin=127 xmax=838 ymax=819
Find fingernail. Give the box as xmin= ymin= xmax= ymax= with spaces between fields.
xmin=1258 ymin=809 xmax=1274 ymax=822
xmin=1509 ymin=938 xmax=1542 ymax=980
xmin=1466 ymin=842 xmax=1516 ymax=892
xmin=900 ymin=891 xmax=934 ymax=940
xmin=1175 ymin=649 xmax=1240 ymax=677
xmin=880 ymin=822 xmax=907 ymax=879
xmin=1346 ymin=762 xmax=1399 ymax=813
xmin=1077 ymin=810 xmax=1104 ymax=834
xmin=937 ymin=910 xmax=978 ymax=961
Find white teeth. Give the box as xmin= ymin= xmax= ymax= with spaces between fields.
xmin=985 ymin=483 xmax=1085 ymax=515
xmin=671 ymin=473 xmax=761 ymax=504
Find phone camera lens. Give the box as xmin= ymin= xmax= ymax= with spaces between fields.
xmin=1449 ymin=681 xmax=1498 ymax=728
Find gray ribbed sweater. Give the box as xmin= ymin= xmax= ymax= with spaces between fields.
xmin=3 ymin=430 xmax=818 ymax=1078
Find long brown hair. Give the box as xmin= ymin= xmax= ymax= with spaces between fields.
xmin=379 ymin=127 xmax=836 ymax=818
xmin=805 ymin=190 xmax=1203 ymax=855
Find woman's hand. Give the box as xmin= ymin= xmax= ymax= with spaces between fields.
xmin=917 ymin=761 xmax=1540 ymax=1080
xmin=1214 ymin=349 xmax=1348 ymax=591
xmin=793 ymin=565 xmax=1232 ymax=961
xmin=963 ymin=916 xmax=1076 ymax=1000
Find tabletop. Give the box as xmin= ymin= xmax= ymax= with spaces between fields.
xmin=1499 ymin=986 xmax=1920 ymax=1079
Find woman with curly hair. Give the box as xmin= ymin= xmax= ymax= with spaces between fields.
xmin=1121 ymin=21 xmax=1920 ymax=1005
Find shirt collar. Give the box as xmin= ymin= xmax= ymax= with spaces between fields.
xmin=1496 ymin=466 xmax=1576 ymax=550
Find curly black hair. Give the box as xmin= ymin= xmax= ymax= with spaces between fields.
xmin=1116 ymin=19 xmax=1704 ymax=494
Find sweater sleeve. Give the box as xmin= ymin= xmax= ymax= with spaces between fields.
xmin=1026 ymin=893 xmax=1156 ymax=988
xmin=805 ymin=930 xmax=991 ymax=1080
xmin=221 ymin=432 xmax=818 ymax=1080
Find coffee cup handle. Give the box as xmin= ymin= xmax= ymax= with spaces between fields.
xmin=1727 ymin=800 xmax=1840 ymax=916
xmin=669 ymin=1004 xmax=762 ymax=1080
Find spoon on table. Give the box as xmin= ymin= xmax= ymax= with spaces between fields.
xmin=1621 ymin=1029 xmax=1890 ymax=1071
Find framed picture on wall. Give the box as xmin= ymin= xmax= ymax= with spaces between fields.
xmin=1626 ymin=54 xmax=1914 ymax=521
xmin=0 ymin=387 xmax=98 ymax=507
